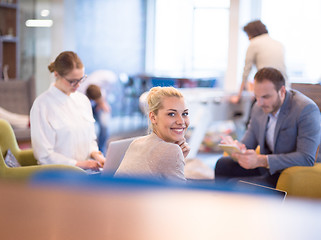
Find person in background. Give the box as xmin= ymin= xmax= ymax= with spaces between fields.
xmin=114 ymin=86 xmax=190 ymax=182
xmin=0 ymin=106 xmax=29 ymax=129
xmin=86 ymin=84 xmax=111 ymax=155
xmin=216 ymin=67 xmax=320 ymax=188
xmin=230 ymin=20 xmax=287 ymax=104
xmin=77 ymin=70 xmax=117 ymax=155
xmin=30 ymin=51 xmax=105 ymax=171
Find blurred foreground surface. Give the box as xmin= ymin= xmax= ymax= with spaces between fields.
xmin=1 ymin=176 xmax=321 ymax=240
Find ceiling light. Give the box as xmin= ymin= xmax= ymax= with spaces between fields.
xmin=25 ymin=19 xmax=53 ymax=27
xmin=40 ymin=9 xmax=50 ymax=17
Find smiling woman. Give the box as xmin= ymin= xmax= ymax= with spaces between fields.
xmin=114 ymin=87 xmax=190 ymax=182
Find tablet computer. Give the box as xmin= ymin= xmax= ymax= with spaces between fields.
xmin=218 ymin=144 xmax=241 ymax=156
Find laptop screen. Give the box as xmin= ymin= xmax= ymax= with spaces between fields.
xmin=102 ymin=137 xmax=138 ymax=176
xmin=236 ymin=180 xmax=287 ymax=201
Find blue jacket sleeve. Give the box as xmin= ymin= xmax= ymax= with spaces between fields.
xmin=268 ymin=103 xmax=320 ymax=174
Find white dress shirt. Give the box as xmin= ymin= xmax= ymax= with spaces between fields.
xmin=30 ymin=85 xmax=98 ymax=166
xmin=266 ymin=110 xmax=280 ymax=153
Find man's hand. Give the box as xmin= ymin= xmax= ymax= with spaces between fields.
xmin=220 ymin=135 xmax=246 ymax=153
xmin=232 ymin=150 xmax=268 ymax=169
xmin=229 ymin=95 xmax=241 ymax=104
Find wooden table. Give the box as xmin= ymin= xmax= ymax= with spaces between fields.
xmin=1 ymin=180 xmax=321 ymax=240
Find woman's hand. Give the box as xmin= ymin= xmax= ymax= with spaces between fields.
xmin=176 ymin=138 xmax=191 ymax=158
xmin=76 ymin=159 xmax=102 ymax=171
xmin=90 ymin=151 xmax=105 ymax=167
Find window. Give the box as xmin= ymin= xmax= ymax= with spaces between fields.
xmin=261 ymin=0 xmax=321 ymax=83
xmin=151 ymin=0 xmax=230 ymax=78
xmin=193 ymin=2 xmax=229 ymax=73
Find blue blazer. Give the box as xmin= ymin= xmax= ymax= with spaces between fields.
xmin=242 ymin=90 xmax=320 ymax=175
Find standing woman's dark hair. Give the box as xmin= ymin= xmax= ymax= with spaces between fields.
xmin=243 ymin=20 xmax=268 ymax=38
xmin=48 ymin=51 xmax=83 ymax=76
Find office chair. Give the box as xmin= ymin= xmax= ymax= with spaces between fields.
xmin=0 ymin=118 xmax=85 ymax=180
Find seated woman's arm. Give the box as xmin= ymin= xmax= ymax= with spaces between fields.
xmin=155 ymin=143 xmax=186 ymax=182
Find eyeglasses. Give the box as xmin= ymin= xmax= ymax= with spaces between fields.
xmin=63 ymin=74 xmax=87 ymax=86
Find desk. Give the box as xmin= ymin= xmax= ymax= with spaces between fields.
xmin=1 ymin=181 xmax=321 ymax=240
xmin=140 ymin=88 xmax=253 ymax=158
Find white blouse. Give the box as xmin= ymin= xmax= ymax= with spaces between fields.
xmin=30 ymin=85 xmax=98 ymax=166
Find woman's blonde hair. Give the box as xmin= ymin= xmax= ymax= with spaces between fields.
xmin=146 ymin=86 xmax=183 ymax=133
xmin=48 ymin=51 xmax=83 ymax=77
xmin=147 ymin=86 xmax=183 ymax=114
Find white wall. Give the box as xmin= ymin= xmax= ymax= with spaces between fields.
xmin=224 ymin=0 xmax=262 ymax=92
xmin=34 ymin=0 xmax=54 ymax=96
xmin=224 ymin=0 xmax=240 ymax=92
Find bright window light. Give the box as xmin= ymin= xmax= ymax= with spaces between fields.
xmin=153 ymin=0 xmax=230 ymax=77
xmin=193 ymin=0 xmax=230 ymax=8
xmin=261 ymin=0 xmax=321 ymax=83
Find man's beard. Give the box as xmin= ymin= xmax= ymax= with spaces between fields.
xmin=271 ymin=95 xmax=283 ymax=114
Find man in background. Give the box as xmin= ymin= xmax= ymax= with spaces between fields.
xmin=216 ymin=67 xmax=320 ymax=187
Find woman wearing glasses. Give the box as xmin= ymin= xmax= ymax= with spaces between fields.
xmin=30 ymin=51 xmax=104 ymax=171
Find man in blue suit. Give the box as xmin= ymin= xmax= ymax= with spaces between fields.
xmin=215 ymin=67 xmax=320 ymax=187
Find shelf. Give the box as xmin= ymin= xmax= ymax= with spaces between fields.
xmin=0 ymin=3 xmax=17 ymax=9
xmin=0 ymin=0 xmax=19 ymax=79
xmin=0 ymin=36 xmax=17 ymax=42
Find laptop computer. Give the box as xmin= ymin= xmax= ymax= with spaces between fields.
xmin=101 ymin=136 xmax=138 ymax=176
xmin=84 ymin=136 xmax=138 ymax=176
xmin=237 ymin=180 xmax=287 ymax=202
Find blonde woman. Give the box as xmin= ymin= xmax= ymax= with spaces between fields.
xmin=30 ymin=51 xmax=105 ymax=171
xmin=115 ymin=86 xmax=190 ymax=181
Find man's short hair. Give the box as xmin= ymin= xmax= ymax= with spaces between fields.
xmin=254 ymin=67 xmax=285 ymax=91
xmin=86 ymin=84 xmax=102 ymax=100
xmin=243 ymin=20 xmax=268 ymax=38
